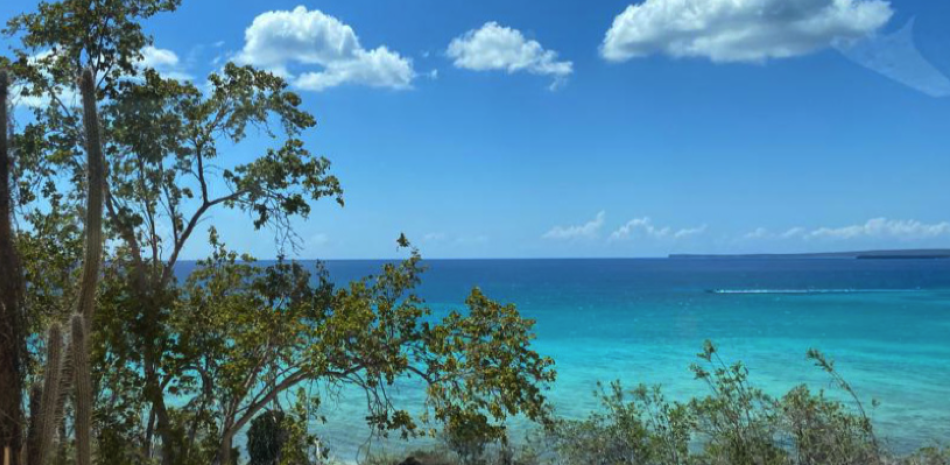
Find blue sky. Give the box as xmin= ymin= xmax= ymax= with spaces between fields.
xmin=3 ymin=0 xmax=950 ymax=259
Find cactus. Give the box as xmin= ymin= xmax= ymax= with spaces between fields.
xmin=25 ymin=385 xmax=41 ymax=465
xmin=70 ymin=314 xmax=92 ymax=465
xmin=36 ymin=324 xmax=64 ymax=465
xmin=16 ymin=67 xmax=105 ymax=465
xmin=76 ymin=68 xmax=104 ymax=324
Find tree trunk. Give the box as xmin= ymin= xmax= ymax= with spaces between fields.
xmin=215 ymin=431 xmax=234 ymax=465
xmin=136 ymin=294 xmax=179 ymax=465
xmin=0 ymin=69 xmax=25 ymax=465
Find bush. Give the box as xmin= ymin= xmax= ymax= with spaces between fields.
xmin=552 ymin=382 xmax=690 ymax=465
xmin=355 ymin=342 xmax=946 ymax=465
xmin=546 ymin=341 xmax=928 ymax=465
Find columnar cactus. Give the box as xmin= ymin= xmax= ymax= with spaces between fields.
xmin=36 ymin=324 xmax=64 ymax=465
xmin=70 ymin=314 xmax=92 ymax=465
xmin=14 ymin=67 xmax=106 ymax=465
xmin=76 ymin=67 xmax=104 ymax=324
xmin=25 ymin=386 xmax=41 ymax=465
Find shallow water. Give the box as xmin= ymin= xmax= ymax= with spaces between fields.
xmin=185 ymin=258 xmax=950 ymax=460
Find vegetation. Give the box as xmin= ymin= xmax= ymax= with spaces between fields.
xmin=0 ymin=1 xmax=552 ymax=464
xmin=369 ymin=342 xmax=950 ymax=465
xmin=0 ymin=2 xmax=947 ymax=465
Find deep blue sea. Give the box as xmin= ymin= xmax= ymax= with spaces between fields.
xmin=186 ymin=258 xmax=950 ymax=460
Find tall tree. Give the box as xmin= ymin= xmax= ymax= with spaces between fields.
xmin=0 ymin=67 xmax=26 ymax=465
xmin=4 ymin=2 xmax=555 ymax=464
xmin=6 ymin=2 xmax=341 ymax=462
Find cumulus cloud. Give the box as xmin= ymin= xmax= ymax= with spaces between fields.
xmin=448 ymin=22 xmax=573 ymax=90
xmin=744 ymin=218 xmax=950 ymax=241
xmin=543 ymin=211 xmax=606 ymax=240
xmin=237 ymin=6 xmax=415 ymax=91
xmin=609 ymin=217 xmax=707 ymax=241
xmin=781 ymin=227 xmax=808 ymax=239
xmin=744 ymin=227 xmax=772 ymax=240
xmin=601 ymin=0 xmax=893 ymax=63
xmin=9 ymin=51 xmax=80 ymax=108
xmin=140 ymin=46 xmax=179 ymax=69
xmin=809 ymin=218 xmax=950 ymax=240
xmin=138 ymin=45 xmax=192 ymax=80
xmin=673 ymin=224 xmax=709 ymax=239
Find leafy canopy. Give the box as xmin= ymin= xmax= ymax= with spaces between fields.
xmin=3 ymin=1 xmax=555 ymax=464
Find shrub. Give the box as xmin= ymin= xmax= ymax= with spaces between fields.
xmin=552 ymin=382 xmax=690 ymax=465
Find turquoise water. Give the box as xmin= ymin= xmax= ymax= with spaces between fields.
xmin=184 ymin=258 xmax=950 ymax=460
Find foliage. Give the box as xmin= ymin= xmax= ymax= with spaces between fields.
xmin=546 ymin=342 xmax=938 ymax=465
xmin=1 ymin=64 xmax=105 ymax=465
xmin=246 ymin=393 xmax=329 ymax=465
xmin=4 ymin=1 xmax=553 ymax=465
xmin=780 ymin=385 xmax=878 ymax=465
xmin=689 ymin=340 xmax=786 ymax=465
xmin=4 ymin=3 xmax=945 ymax=465
xmin=383 ymin=342 xmax=948 ymax=465
xmin=553 ymin=382 xmax=691 ymax=465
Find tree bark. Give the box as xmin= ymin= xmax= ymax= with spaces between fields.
xmin=0 ymin=69 xmax=25 ymax=465
xmin=215 ymin=431 xmax=234 ymax=465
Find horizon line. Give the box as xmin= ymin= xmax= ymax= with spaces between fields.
xmin=171 ymin=247 xmax=950 ymax=262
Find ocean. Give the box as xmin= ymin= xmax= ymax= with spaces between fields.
xmin=189 ymin=258 xmax=950 ymax=460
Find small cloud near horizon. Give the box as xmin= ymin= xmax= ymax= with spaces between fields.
xmin=743 ymin=218 xmax=950 ymax=242
xmin=609 ymin=217 xmax=707 ymax=241
xmin=542 ymin=211 xmax=605 ymax=240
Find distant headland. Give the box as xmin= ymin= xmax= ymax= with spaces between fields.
xmin=669 ymin=249 xmax=950 ymax=260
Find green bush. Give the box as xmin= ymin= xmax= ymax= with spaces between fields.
xmin=367 ymin=341 xmax=947 ymax=465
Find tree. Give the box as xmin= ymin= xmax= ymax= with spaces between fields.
xmin=1 ymin=65 xmax=106 ymax=465
xmin=3 ymin=1 xmax=555 ymax=463
xmin=1 ymin=67 xmax=27 ymax=465
xmin=166 ymin=235 xmax=555 ymax=463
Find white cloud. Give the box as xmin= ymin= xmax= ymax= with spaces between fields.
xmin=838 ymin=19 xmax=950 ymax=98
xmin=137 ymin=45 xmax=192 ymax=80
xmin=602 ymin=0 xmax=893 ymax=63
xmin=744 ymin=218 xmax=950 ymax=242
xmin=609 ymin=217 xmax=707 ymax=241
xmin=13 ymin=45 xmax=191 ymax=108
xmin=674 ymin=224 xmax=709 ymax=239
xmin=743 ymin=226 xmax=807 ymax=240
xmin=744 ymin=227 xmax=771 ymax=240
xmin=782 ymin=227 xmax=808 ymax=239
xmin=237 ymin=6 xmax=414 ymax=91
xmin=141 ymin=46 xmax=180 ymax=69
xmin=543 ymin=211 xmax=606 ymax=240
xmin=10 ymin=50 xmax=78 ymax=108
xmin=11 ymin=84 xmax=77 ymax=109
xmin=808 ymin=218 xmax=950 ymax=240
xmin=448 ymin=22 xmax=573 ymax=90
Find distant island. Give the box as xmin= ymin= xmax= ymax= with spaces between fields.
xmin=670 ymin=249 xmax=950 ymax=260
